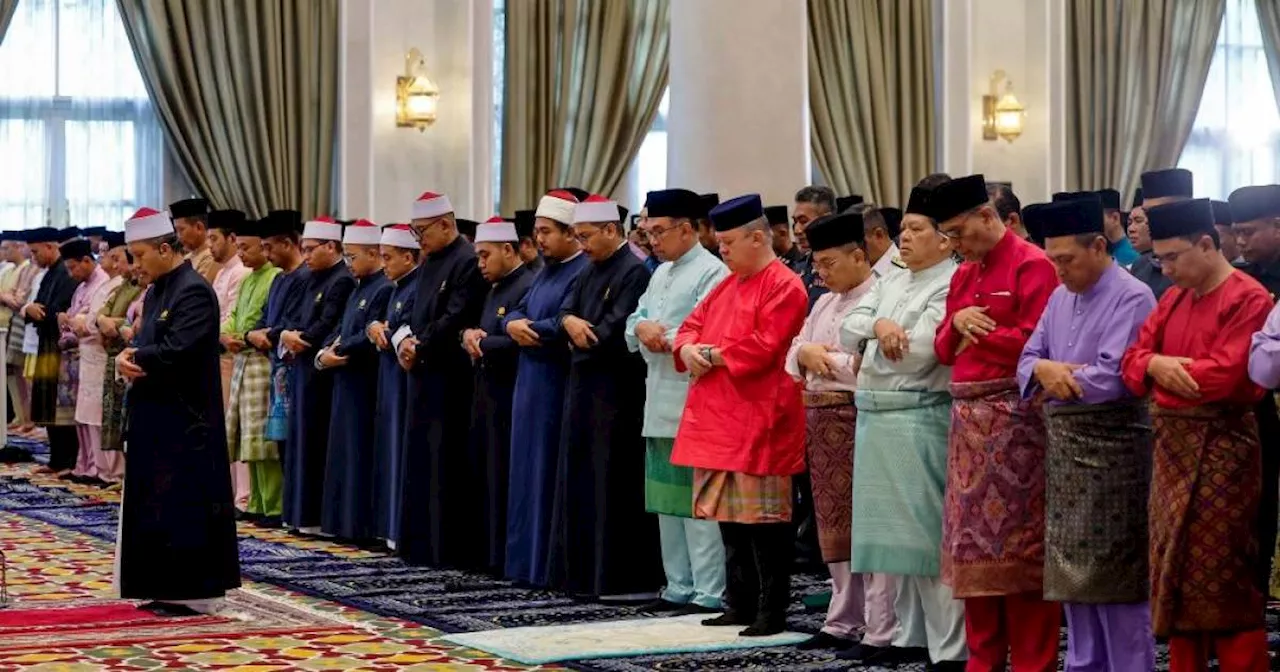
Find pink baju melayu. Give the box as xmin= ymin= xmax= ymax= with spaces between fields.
xmin=68 ymin=268 xmax=122 ymax=482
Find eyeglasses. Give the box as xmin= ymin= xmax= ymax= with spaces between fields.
xmin=643 ymin=225 xmax=678 ymax=241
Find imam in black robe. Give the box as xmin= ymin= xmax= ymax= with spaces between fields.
xmin=398 ymin=235 xmax=489 ymax=568
xmin=321 ymin=271 xmax=393 ymax=540
xmin=546 ymin=243 xmax=661 ymax=597
xmin=466 ymin=263 xmax=534 ymax=572
xmin=282 ymin=260 xmax=355 ymax=529
xmin=118 ymin=260 xmax=240 ymax=600
xmin=29 ymin=258 xmax=78 ymax=470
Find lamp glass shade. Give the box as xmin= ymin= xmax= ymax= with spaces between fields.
xmin=993 ymin=93 xmax=1025 ymax=141
xmin=396 ymin=74 xmax=440 ymax=129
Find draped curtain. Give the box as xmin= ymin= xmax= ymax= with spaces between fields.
xmin=0 ymin=0 xmax=17 ymax=44
xmin=807 ymin=0 xmax=935 ymax=207
xmin=115 ymin=0 xmax=338 ymax=219
xmin=1257 ymin=0 xmax=1280 ymax=109
xmin=500 ymin=0 xmax=668 ymax=214
xmin=1065 ymin=0 xmax=1224 ymax=198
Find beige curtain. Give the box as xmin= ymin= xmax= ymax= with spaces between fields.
xmin=115 ymin=0 xmax=338 ymax=219
xmin=808 ymin=0 xmax=935 ymax=207
xmin=0 ymin=0 xmax=17 ymax=45
xmin=1257 ymin=0 xmax=1280 ymax=110
xmin=1066 ymin=0 xmax=1223 ymax=198
xmin=500 ymin=0 xmax=668 ymax=214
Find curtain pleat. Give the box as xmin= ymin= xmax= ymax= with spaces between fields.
xmin=807 ymin=0 xmax=935 ymax=207
xmin=1257 ymin=0 xmax=1280 ymax=110
xmin=0 ymin=0 xmax=17 ymax=46
xmin=1065 ymin=0 xmax=1223 ymax=199
xmin=500 ymin=0 xmax=668 ymax=214
xmin=114 ymin=0 xmax=338 ymax=218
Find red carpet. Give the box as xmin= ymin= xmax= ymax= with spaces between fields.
xmin=0 ymin=602 xmax=222 ymax=634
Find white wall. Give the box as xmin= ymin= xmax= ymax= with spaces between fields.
xmin=667 ymin=0 xmax=809 ymax=207
xmin=338 ymin=0 xmax=494 ymax=224
xmin=939 ymin=0 xmax=1066 ymax=203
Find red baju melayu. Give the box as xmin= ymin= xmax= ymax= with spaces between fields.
xmin=1120 ymin=270 xmax=1272 ymax=672
xmin=932 ymin=229 xmax=1061 ymax=672
xmin=671 ymin=258 xmax=807 ymax=629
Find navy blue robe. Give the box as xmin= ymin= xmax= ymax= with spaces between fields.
xmin=502 ymin=251 xmax=589 ymax=585
xmin=373 ymin=265 xmax=421 ymax=541
xmin=398 ymin=236 xmax=489 ymax=567
xmin=467 ymin=263 xmax=534 ymax=573
xmin=256 ymin=265 xmax=310 ymax=442
xmin=282 ymin=261 xmax=355 ymax=529
xmin=119 ymin=261 xmax=240 ymax=600
xmin=546 ymin=244 xmax=659 ymax=597
xmin=320 ymin=271 xmax=393 ymax=540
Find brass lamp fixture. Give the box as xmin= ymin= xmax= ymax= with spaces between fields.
xmin=982 ymin=70 xmax=1026 ymax=143
xmin=396 ymin=48 xmax=440 ymax=131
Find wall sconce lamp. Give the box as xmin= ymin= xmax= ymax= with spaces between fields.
xmin=982 ymin=70 xmax=1026 ymax=143
xmin=396 ymin=48 xmax=440 ymax=131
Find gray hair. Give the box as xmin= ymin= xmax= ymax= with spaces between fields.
xmin=794 ymin=185 xmax=836 ymax=214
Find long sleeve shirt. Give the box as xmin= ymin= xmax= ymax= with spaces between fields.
xmin=786 ymin=276 xmax=875 ymax=393
xmin=1016 ymin=263 xmax=1157 ymax=406
xmin=1121 ymin=270 xmax=1273 ymax=409
xmin=625 ymin=244 xmax=728 ymax=438
xmin=670 ymin=259 xmax=808 ymax=476
xmin=842 ymin=257 xmax=957 ymax=393
xmin=212 ymin=255 xmax=251 ymax=327
xmin=1249 ymin=301 xmax=1280 ymax=389
xmin=934 ymin=229 xmax=1058 ymax=383
xmin=222 ymin=262 xmax=281 ymax=338
xmin=59 ymin=266 xmax=109 ymax=348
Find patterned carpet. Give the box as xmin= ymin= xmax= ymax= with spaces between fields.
xmin=3 ymin=461 xmax=1280 ymax=671
xmin=0 ymin=467 xmax=558 ymax=670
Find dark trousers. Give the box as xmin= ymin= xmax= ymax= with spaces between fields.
xmin=720 ymin=521 xmax=793 ymax=627
xmin=1254 ymin=393 xmax=1279 ymax=601
xmin=47 ymin=425 xmax=78 ymax=472
xmin=792 ymin=472 xmax=823 ymax=570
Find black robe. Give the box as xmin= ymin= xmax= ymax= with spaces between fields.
xmin=373 ymin=265 xmax=421 ymax=542
xmin=28 ymin=259 xmax=79 ymax=470
xmin=467 ymin=263 xmax=534 ymax=573
xmin=321 ymin=271 xmax=393 ymax=540
xmin=282 ymin=261 xmax=355 ymax=529
xmin=398 ymin=236 xmax=489 ymax=567
xmin=119 ymin=261 xmax=240 ymax=600
xmin=546 ymin=244 xmax=660 ymax=597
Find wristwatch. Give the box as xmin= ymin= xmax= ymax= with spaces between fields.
xmin=701 ymin=346 xmax=714 ymax=365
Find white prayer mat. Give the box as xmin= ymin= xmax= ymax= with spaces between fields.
xmin=439 ymin=613 xmax=808 ymax=664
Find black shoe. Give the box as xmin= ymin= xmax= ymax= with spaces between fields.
xmin=702 ymin=612 xmax=753 ymax=627
xmin=926 ymin=660 xmax=967 ymax=672
xmin=796 ymin=631 xmax=854 ymax=650
xmin=836 ymin=643 xmax=887 ymax=663
xmin=673 ymin=603 xmax=720 ymax=616
xmin=82 ymin=477 xmax=108 ymax=487
xmin=138 ymin=601 xmax=200 ymax=617
xmin=739 ymin=620 xmax=787 ymax=637
xmin=254 ymin=515 xmax=283 ymax=529
xmin=639 ymin=598 xmax=685 ymax=613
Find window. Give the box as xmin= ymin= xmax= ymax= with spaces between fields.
xmin=0 ymin=0 xmax=163 ymax=230
xmin=632 ymin=88 xmax=670 ymax=208
xmin=1178 ymin=0 xmax=1280 ymax=200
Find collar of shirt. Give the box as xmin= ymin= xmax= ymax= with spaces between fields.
xmin=872 ymin=243 xmax=900 ymax=277
xmin=1079 ymin=261 xmax=1119 ymax=301
xmin=910 ymin=255 xmax=958 ymax=283
xmin=980 ymin=228 xmax=1018 ymax=269
xmin=428 ymin=235 xmax=465 ymax=260
xmin=671 ymin=242 xmax=706 ymax=268
xmin=394 ymin=264 xmax=422 ymax=287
